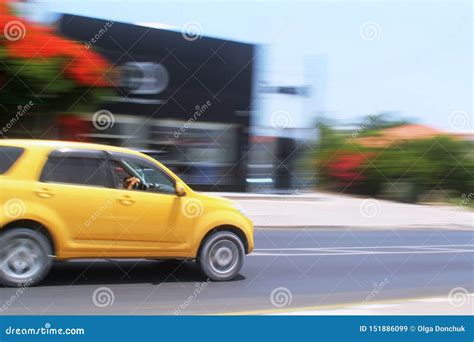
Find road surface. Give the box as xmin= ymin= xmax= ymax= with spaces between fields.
xmin=0 ymin=228 xmax=472 ymax=315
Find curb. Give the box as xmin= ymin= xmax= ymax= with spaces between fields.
xmin=226 ymin=197 xmax=324 ymax=202
xmin=254 ymin=225 xmax=474 ymax=230
xmin=205 ymin=193 xmax=326 ymax=201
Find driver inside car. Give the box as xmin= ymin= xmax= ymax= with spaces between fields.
xmin=123 ymin=176 xmax=141 ymax=190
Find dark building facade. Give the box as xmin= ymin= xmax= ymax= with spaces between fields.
xmin=57 ymin=14 xmax=255 ymax=192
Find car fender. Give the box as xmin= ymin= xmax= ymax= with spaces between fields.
xmin=0 ymin=200 xmax=69 ymax=256
xmin=190 ymin=208 xmax=253 ymax=257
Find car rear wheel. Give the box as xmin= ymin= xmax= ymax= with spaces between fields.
xmin=198 ymin=231 xmax=244 ymax=281
xmin=0 ymin=229 xmax=53 ymax=287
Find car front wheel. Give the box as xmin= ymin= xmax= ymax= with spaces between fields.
xmin=0 ymin=229 xmax=53 ymax=287
xmin=198 ymin=231 xmax=244 ymax=281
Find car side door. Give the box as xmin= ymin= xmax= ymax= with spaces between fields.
xmin=107 ymin=152 xmax=190 ymax=253
xmin=37 ymin=149 xmax=118 ymax=252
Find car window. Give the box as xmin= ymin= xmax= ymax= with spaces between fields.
xmin=111 ymin=154 xmax=175 ymax=194
xmin=40 ymin=156 xmax=111 ymax=187
xmin=0 ymin=146 xmax=24 ymax=174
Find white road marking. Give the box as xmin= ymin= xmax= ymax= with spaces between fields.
xmin=251 ymin=251 xmax=474 ymax=256
xmin=251 ymin=244 xmax=474 ymax=256
xmin=351 ymin=304 xmax=396 ymax=309
xmin=255 ymin=244 xmax=474 ymax=251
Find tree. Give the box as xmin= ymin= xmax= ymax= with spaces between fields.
xmin=0 ymin=0 xmax=111 ymax=115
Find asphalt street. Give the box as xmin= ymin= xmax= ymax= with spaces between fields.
xmin=0 ymin=228 xmax=473 ymax=315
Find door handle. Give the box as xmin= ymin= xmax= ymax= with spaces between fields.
xmin=117 ymin=196 xmax=135 ymax=206
xmin=34 ymin=188 xmax=55 ymax=199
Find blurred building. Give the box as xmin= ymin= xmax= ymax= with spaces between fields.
xmin=246 ymin=50 xmax=322 ymax=192
xmin=353 ymin=124 xmax=474 ymax=148
xmin=6 ymin=7 xmax=322 ymax=194
xmin=55 ymin=14 xmax=255 ymax=192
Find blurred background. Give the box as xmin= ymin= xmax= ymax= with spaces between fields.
xmin=0 ymin=0 xmax=472 ymax=202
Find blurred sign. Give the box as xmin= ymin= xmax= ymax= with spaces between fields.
xmin=260 ymin=85 xmax=310 ymax=97
xmin=120 ymin=62 xmax=169 ymax=95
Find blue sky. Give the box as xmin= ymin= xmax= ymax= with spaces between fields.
xmin=31 ymin=0 xmax=472 ymax=131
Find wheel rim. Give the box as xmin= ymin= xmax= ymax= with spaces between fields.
xmin=1 ymin=238 xmax=46 ymax=281
xmin=209 ymin=239 xmax=239 ymax=275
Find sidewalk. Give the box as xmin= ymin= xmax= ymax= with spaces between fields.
xmin=206 ymin=192 xmax=473 ymax=230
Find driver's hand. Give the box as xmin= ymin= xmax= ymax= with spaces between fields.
xmin=124 ymin=177 xmax=141 ymax=190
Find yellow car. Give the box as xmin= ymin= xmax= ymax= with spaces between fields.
xmin=0 ymin=140 xmax=253 ymax=286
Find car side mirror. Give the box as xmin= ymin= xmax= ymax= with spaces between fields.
xmin=175 ymin=182 xmax=187 ymax=197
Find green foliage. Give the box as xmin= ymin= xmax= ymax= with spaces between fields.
xmin=0 ymin=57 xmax=109 ymax=115
xmin=367 ymin=137 xmax=474 ymax=195
xmin=315 ymin=119 xmax=474 ymax=203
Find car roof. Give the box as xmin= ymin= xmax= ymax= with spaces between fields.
xmin=0 ymin=139 xmax=142 ymax=155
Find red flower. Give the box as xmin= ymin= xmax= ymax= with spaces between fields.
xmin=1 ymin=0 xmax=111 ymax=87
xmin=65 ymin=54 xmax=111 ymax=87
xmin=326 ymin=151 xmax=374 ymax=187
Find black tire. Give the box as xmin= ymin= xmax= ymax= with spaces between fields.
xmin=0 ymin=228 xmax=53 ymax=287
xmin=198 ymin=231 xmax=244 ymax=281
